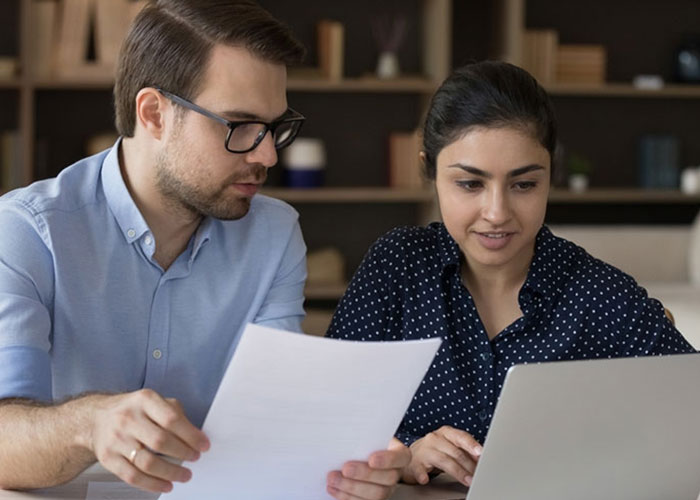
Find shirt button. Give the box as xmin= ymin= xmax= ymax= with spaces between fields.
xmin=144 ymin=235 xmax=153 ymax=245
xmin=127 ymin=229 xmax=136 ymax=238
xmin=478 ymin=409 xmax=489 ymax=421
xmin=481 ymin=352 xmax=491 ymax=361
xmin=152 ymin=349 xmax=162 ymax=360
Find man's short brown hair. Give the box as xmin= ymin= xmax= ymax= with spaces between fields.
xmin=113 ymin=0 xmax=305 ymax=137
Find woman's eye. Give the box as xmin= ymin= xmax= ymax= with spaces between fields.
xmin=513 ymin=181 xmax=537 ymax=191
xmin=456 ymin=180 xmax=483 ymax=191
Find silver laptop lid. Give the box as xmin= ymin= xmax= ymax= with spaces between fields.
xmin=466 ymin=353 xmax=700 ymax=500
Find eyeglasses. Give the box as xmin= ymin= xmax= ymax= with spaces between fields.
xmin=157 ymin=88 xmax=305 ymax=154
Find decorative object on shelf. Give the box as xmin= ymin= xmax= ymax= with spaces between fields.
xmin=521 ymin=29 xmax=558 ymax=85
xmin=85 ymin=132 xmax=119 ymax=156
xmin=371 ymin=12 xmax=407 ymax=79
xmin=632 ymin=74 xmax=664 ymax=90
xmin=388 ymin=130 xmax=424 ymax=189
xmin=674 ymin=35 xmax=700 ymax=83
xmin=317 ymin=19 xmax=344 ymax=81
xmin=680 ymin=166 xmax=700 ymax=194
xmin=281 ymin=137 xmax=326 ymax=189
xmin=306 ymin=247 xmax=346 ymax=287
xmin=565 ymin=153 xmax=592 ymax=193
xmin=638 ymin=134 xmax=681 ymax=189
xmin=0 ymin=57 xmax=18 ymax=79
xmin=556 ymin=44 xmax=606 ymax=85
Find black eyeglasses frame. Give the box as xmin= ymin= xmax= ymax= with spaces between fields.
xmin=156 ymin=88 xmax=305 ymax=154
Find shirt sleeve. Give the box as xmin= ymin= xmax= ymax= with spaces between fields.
xmin=614 ymin=281 xmax=697 ymax=356
xmin=253 ymin=219 xmax=307 ymax=333
xmin=0 ymin=200 xmax=55 ymax=402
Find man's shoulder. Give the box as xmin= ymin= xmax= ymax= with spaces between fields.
xmin=0 ymin=152 xmax=106 ymax=217
xmin=244 ymin=194 xmax=300 ymax=230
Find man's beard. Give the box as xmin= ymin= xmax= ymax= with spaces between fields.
xmin=154 ymin=148 xmax=267 ymax=221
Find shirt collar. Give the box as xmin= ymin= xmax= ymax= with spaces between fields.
xmin=101 ymin=139 xmax=214 ymax=256
xmin=522 ymin=225 xmax=570 ymax=298
xmin=434 ymin=223 xmax=569 ymax=300
xmin=101 ymin=138 xmax=150 ymax=244
xmin=434 ymin=222 xmax=462 ymax=271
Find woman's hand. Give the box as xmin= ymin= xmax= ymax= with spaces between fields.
xmin=401 ymin=426 xmax=482 ymax=487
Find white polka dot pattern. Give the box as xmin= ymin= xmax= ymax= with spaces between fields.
xmin=326 ymin=223 xmax=696 ymax=446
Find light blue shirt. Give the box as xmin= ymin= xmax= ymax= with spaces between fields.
xmin=0 ymin=142 xmax=306 ymax=426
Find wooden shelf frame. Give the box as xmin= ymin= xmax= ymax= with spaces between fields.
xmin=548 ymin=188 xmax=700 ymax=204
xmin=262 ymin=187 xmax=434 ymax=203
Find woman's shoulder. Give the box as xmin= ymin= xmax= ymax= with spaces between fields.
xmin=541 ymin=226 xmax=640 ymax=293
xmin=370 ymin=222 xmax=455 ymax=261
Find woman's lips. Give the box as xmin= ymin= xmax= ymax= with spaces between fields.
xmin=474 ymin=231 xmax=514 ymax=250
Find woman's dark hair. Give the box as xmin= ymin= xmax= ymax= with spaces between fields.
xmin=114 ymin=0 xmax=305 ymax=137
xmin=422 ymin=60 xmax=557 ymax=179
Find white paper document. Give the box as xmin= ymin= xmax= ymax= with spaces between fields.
xmin=164 ymin=323 xmax=441 ymax=499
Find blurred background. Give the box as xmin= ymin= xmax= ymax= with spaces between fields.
xmin=1 ymin=0 xmax=699 ymax=340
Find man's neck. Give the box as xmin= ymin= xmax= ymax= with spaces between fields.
xmin=119 ymin=137 xmax=201 ymax=270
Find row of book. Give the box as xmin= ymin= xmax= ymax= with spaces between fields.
xmin=522 ymin=29 xmax=607 ymax=85
xmin=31 ymin=0 xmax=146 ymax=80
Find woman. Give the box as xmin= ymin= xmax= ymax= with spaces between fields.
xmin=326 ymin=61 xmax=695 ymax=487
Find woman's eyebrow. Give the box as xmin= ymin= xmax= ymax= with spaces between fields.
xmin=446 ymin=163 xmax=546 ymax=178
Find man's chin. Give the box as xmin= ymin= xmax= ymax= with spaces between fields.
xmin=205 ymin=198 xmax=252 ymax=221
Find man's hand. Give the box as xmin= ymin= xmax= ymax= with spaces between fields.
xmin=326 ymin=438 xmax=410 ymax=500
xmin=401 ymin=426 xmax=482 ymax=487
xmin=90 ymin=389 xmax=210 ymax=493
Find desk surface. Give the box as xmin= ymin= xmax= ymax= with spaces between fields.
xmin=0 ymin=465 xmax=468 ymax=500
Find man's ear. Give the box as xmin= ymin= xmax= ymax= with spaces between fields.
xmin=134 ymin=88 xmax=169 ymax=140
xmin=419 ymin=151 xmax=427 ymax=166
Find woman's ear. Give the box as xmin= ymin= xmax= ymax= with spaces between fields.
xmin=134 ymin=88 xmax=168 ymax=140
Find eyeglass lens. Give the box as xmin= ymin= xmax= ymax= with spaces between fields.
xmin=227 ymin=120 xmax=301 ymax=152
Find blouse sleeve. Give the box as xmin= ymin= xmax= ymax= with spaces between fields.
xmin=614 ymin=280 xmax=696 ymax=356
xmin=325 ymin=235 xmax=394 ymax=341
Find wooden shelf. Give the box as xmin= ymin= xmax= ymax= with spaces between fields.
xmin=546 ymin=83 xmax=700 ymax=98
xmin=287 ymin=75 xmax=438 ymax=93
xmin=0 ymin=78 xmax=21 ymax=89
xmin=262 ymin=187 xmax=434 ymax=203
xmin=305 ymin=283 xmax=347 ymax=300
xmin=549 ymin=188 xmax=700 ymax=204
xmin=32 ymin=78 xmax=115 ymax=90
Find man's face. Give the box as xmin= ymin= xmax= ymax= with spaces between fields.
xmin=156 ymin=44 xmax=288 ymax=220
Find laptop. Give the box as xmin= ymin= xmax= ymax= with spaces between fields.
xmin=466 ymin=353 xmax=700 ymax=500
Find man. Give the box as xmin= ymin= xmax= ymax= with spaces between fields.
xmin=0 ymin=1 xmax=409 ymax=498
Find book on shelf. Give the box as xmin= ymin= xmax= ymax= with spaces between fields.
xmin=0 ymin=57 xmax=18 ymax=80
xmin=556 ymin=44 xmax=607 ymax=84
xmin=0 ymin=131 xmax=22 ymax=192
xmin=317 ymin=19 xmax=344 ymax=81
xmin=522 ymin=29 xmax=558 ymax=86
xmin=388 ymin=130 xmax=424 ymax=190
xmin=54 ymin=0 xmax=92 ymax=76
xmin=31 ymin=0 xmax=58 ymax=79
xmin=49 ymin=0 xmax=147 ymax=80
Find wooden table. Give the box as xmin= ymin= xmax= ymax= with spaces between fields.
xmin=0 ymin=465 xmax=468 ymax=500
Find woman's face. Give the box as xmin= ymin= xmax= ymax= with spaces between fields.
xmin=435 ymin=125 xmax=551 ymax=274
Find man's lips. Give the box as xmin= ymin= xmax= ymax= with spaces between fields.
xmin=231 ymin=183 xmax=261 ymax=196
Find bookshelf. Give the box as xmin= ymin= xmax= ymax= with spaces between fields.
xmin=3 ymin=0 xmax=700 ymax=334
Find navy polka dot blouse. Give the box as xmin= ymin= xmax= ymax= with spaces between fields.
xmin=326 ymin=223 xmax=696 ymax=446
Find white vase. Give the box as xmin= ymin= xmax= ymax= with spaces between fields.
xmin=376 ymin=51 xmax=400 ymax=79
xmin=568 ymin=173 xmax=589 ymax=193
